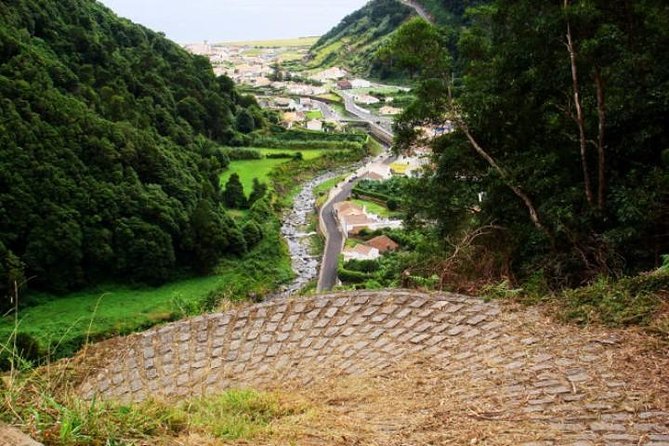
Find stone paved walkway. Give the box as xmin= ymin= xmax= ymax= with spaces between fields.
xmin=78 ymin=290 xmax=669 ymax=445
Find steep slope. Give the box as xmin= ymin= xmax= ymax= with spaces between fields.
xmin=307 ymin=0 xmax=483 ymax=79
xmin=0 ymin=0 xmax=264 ymax=295
xmin=307 ymin=0 xmax=414 ymax=78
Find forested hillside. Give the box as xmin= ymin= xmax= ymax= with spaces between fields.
xmin=307 ymin=0 xmax=413 ymax=78
xmin=387 ymin=1 xmax=669 ymax=287
xmin=0 ymin=0 xmax=266 ymax=297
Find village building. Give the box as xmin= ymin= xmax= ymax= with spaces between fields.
xmin=351 ymin=78 xmax=372 ymax=88
xmin=360 ymin=171 xmax=386 ymax=181
xmin=342 ymin=244 xmax=381 ymax=261
xmin=281 ymin=111 xmax=306 ymax=129
xmin=306 ymin=119 xmax=323 ymax=131
xmin=334 ymin=201 xmax=403 ymax=236
xmin=334 ymin=201 xmax=365 ymax=217
xmin=354 ymin=94 xmax=380 ymax=105
xmin=379 ymin=105 xmax=402 ymax=115
xmin=311 ymin=67 xmax=348 ymax=81
xmin=336 ymin=80 xmax=353 ymax=90
xmin=367 ymin=235 xmax=399 ymax=253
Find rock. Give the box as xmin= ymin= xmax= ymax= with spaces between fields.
xmin=0 ymin=424 xmax=42 ymax=446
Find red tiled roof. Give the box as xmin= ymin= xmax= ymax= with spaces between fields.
xmin=367 ymin=235 xmax=399 ymax=252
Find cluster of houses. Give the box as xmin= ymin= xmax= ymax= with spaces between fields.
xmin=342 ymin=235 xmax=399 ymax=262
xmin=333 ymin=201 xmax=402 ymax=261
xmin=259 ymin=96 xmax=340 ymax=131
xmin=182 ymin=44 xmax=409 ymax=125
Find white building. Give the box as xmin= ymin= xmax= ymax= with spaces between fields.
xmin=343 ymin=244 xmax=381 ymax=261
xmin=354 ymin=94 xmax=380 ymax=105
xmin=306 ymin=120 xmax=323 ymax=131
xmin=351 ymin=78 xmax=372 ymax=88
xmin=311 ymin=67 xmax=348 ymax=81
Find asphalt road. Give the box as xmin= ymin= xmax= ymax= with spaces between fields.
xmin=316 ymin=91 xmax=396 ymax=291
xmin=317 ymin=180 xmax=356 ymax=291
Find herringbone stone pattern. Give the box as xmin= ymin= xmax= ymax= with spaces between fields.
xmin=78 ymin=291 xmax=669 ymax=445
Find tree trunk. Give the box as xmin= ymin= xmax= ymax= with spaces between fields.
xmin=594 ymin=66 xmax=607 ymax=209
xmin=455 ymin=118 xmax=547 ymax=234
xmin=565 ymin=0 xmax=594 ymax=207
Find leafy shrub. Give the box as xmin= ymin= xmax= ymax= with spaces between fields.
xmin=557 ymin=272 xmax=668 ymax=327
xmin=337 ymin=267 xmax=371 ymax=284
xmin=221 ymin=148 xmax=263 ymax=160
xmin=242 ymin=222 xmax=263 ymax=248
xmin=344 ymin=259 xmax=381 ymax=273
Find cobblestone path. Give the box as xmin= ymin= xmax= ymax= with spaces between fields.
xmin=79 ymin=291 xmax=668 ymax=445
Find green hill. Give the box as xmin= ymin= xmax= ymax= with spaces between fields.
xmin=0 ymin=0 xmax=267 ymax=296
xmin=307 ymin=0 xmax=482 ymax=79
xmin=307 ymin=0 xmax=414 ymax=78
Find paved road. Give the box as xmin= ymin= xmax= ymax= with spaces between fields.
xmin=340 ymin=92 xmax=395 ymax=141
xmin=317 ymin=180 xmax=356 ymax=291
xmin=312 ymin=99 xmax=339 ymax=121
xmin=316 ymin=91 xmax=396 ymax=291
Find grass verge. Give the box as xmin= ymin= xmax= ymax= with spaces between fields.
xmin=0 ymin=366 xmax=308 ymax=446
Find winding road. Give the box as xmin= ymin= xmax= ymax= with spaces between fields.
xmin=316 ymin=89 xmax=397 ymax=292
xmin=317 ymin=180 xmax=356 ymax=291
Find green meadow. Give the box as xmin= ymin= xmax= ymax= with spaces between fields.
xmin=220 ymin=148 xmax=330 ymax=194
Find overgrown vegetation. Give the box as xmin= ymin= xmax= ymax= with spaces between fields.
xmin=307 ymin=0 xmax=414 ymax=79
xmin=0 ymin=364 xmax=307 ymax=445
xmin=380 ymin=2 xmax=668 ymax=292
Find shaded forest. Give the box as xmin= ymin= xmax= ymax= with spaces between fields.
xmin=0 ymin=0 xmax=267 ymax=298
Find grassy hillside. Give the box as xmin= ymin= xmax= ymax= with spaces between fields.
xmin=0 ymin=0 xmax=269 ymax=296
xmin=307 ymin=0 xmax=487 ymax=79
xmin=307 ymin=0 xmax=414 ymax=78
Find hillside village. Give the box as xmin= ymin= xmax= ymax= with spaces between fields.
xmin=183 ymin=40 xmax=412 ymax=134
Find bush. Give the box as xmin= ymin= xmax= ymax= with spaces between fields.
xmin=265 ymin=153 xmax=294 ymax=159
xmin=338 ymin=267 xmax=371 ymax=284
xmin=557 ymin=271 xmax=669 ymax=328
xmin=344 ymin=259 xmax=381 ymax=273
xmin=387 ymin=198 xmax=399 ymax=211
xmin=242 ymin=221 xmax=263 ymax=248
xmin=221 ymin=148 xmax=263 ymax=160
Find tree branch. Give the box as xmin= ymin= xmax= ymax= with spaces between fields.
xmin=594 ymin=65 xmax=607 ymax=209
xmin=564 ymin=0 xmax=594 ymax=207
xmin=453 ymin=116 xmax=548 ymax=234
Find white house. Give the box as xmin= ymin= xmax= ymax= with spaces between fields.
xmin=354 ymin=94 xmax=380 ymax=105
xmin=379 ymin=106 xmax=401 ymax=115
xmin=311 ymin=67 xmax=348 ymax=82
xmin=343 ymin=244 xmax=381 ymax=261
xmin=351 ymin=78 xmax=372 ymax=89
xmin=306 ymin=119 xmax=323 ymax=131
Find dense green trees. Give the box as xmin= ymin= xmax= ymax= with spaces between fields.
xmin=0 ymin=0 xmax=267 ymax=297
xmin=386 ymin=1 xmax=669 ymax=286
xmin=223 ymin=174 xmax=247 ymax=209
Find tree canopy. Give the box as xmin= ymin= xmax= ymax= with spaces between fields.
xmin=387 ymin=0 xmax=669 ymax=285
xmin=0 ymin=0 xmax=264 ymax=298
